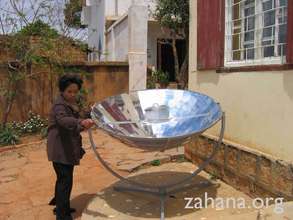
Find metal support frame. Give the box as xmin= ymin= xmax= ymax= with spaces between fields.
xmin=88 ymin=113 xmax=225 ymax=220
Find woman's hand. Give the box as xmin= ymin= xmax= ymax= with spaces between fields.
xmin=80 ymin=119 xmax=95 ymax=130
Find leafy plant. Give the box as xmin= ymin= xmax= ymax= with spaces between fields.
xmin=0 ymin=126 xmax=19 ymax=146
xmin=64 ymin=0 xmax=83 ymax=28
xmin=147 ymin=70 xmax=156 ymax=89
xmin=208 ymin=171 xmax=219 ymax=181
xmin=40 ymin=127 xmax=48 ymax=139
xmin=11 ymin=111 xmax=48 ymax=134
xmin=17 ymin=20 xmax=59 ymax=38
xmin=152 ymin=69 xmax=169 ymax=86
xmin=77 ymin=87 xmax=89 ymax=109
xmin=147 ymin=77 xmax=156 ymax=89
xmin=151 ymin=159 xmax=161 ymax=166
xmin=175 ymin=154 xmax=186 ymax=163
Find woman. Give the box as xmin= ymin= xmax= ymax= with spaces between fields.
xmin=47 ymin=74 xmax=94 ymax=220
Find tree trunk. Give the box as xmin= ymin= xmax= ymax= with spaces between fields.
xmin=1 ymin=69 xmax=20 ymax=126
xmin=171 ymin=37 xmax=180 ymax=82
xmin=2 ymin=97 xmax=14 ymax=126
xmin=179 ymin=53 xmax=188 ymax=88
xmin=179 ymin=32 xmax=189 ymax=89
xmin=1 ymin=83 xmax=16 ymax=127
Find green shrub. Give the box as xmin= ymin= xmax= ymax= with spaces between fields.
xmin=40 ymin=127 xmax=48 ymax=139
xmin=17 ymin=20 xmax=59 ymax=38
xmin=0 ymin=126 xmax=20 ymax=146
xmin=147 ymin=76 xmax=156 ymax=89
xmin=11 ymin=111 xmax=48 ymax=135
xmin=152 ymin=69 xmax=169 ymax=86
xmin=151 ymin=159 xmax=161 ymax=166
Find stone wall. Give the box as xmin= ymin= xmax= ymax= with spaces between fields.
xmin=0 ymin=62 xmax=129 ymax=122
xmin=185 ymin=135 xmax=293 ymax=201
xmin=0 ymin=35 xmax=87 ymax=64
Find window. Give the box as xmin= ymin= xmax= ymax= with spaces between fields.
xmin=225 ymin=0 xmax=288 ymax=66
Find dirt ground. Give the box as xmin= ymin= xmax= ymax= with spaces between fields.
xmin=0 ymin=129 xmax=183 ymax=220
xmin=1 ymin=129 xmax=292 ymax=220
xmin=0 ymin=130 xmax=123 ymax=220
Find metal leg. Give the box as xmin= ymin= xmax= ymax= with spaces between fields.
xmin=168 ymin=180 xmax=216 ymax=195
xmin=160 ymin=195 xmax=166 ymax=220
xmin=113 ymin=184 xmax=161 ymax=197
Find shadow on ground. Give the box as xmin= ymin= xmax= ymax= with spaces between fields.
xmin=81 ymin=171 xmax=219 ymax=219
xmin=71 ymin=193 xmax=97 ymax=219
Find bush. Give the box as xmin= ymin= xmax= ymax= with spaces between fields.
xmin=152 ymin=69 xmax=169 ymax=87
xmin=147 ymin=76 xmax=156 ymax=89
xmin=0 ymin=126 xmax=20 ymax=146
xmin=151 ymin=159 xmax=161 ymax=166
xmin=11 ymin=111 xmax=48 ymax=135
xmin=40 ymin=127 xmax=48 ymax=139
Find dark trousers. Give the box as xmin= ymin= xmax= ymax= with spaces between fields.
xmin=52 ymin=162 xmax=74 ymax=220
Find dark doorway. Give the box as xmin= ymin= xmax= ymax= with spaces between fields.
xmin=157 ymin=39 xmax=186 ymax=82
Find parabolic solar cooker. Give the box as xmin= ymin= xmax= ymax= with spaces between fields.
xmin=88 ymin=89 xmax=225 ymax=220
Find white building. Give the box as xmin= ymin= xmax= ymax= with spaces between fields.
xmin=81 ymin=0 xmax=185 ymax=91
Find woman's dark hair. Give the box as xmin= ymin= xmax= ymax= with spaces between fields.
xmin=58 ymin=74 xmax=83 ymax=92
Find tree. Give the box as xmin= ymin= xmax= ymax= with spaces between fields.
xmin=0 ymin=0 xmax=87 ymax=127
xmin=0 ymin=0 xmax=87 ymax=40
xmin=0 ymin=20 xmax=61 ymax=126
xmin=64 ymin=0 xmax=83 ymax=28
xmin=153 ymin=0 xmax=189 ymax=88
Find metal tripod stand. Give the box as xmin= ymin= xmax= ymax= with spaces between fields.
xmin=88 ymin=113 xmax=225 ymax=220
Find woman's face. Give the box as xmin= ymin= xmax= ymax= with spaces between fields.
xmin=62 ymin=83 xmax=79 ymax=103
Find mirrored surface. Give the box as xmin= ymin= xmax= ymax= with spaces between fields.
xmin=91 ymin=89 xmax=222 ymax=149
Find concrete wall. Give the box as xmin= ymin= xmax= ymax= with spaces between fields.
xmin=106 ymin=20 xmax=173 ymax=67
xmin=188 ymin=0 xmax=293 ymax=162
xmin=85 ymin=0 xmax=106 ymax=61
xmin=105 ymin=0 xmax=132 ymax=17
xmin=84 ymin=0 xmax=157 ymax=62
xmin=105 ymin=15 xmax=129 ymax=61
xmin=147 ymin=22 xmax=174 ymax=68
xmin=104 ymin=0 xmax=156 ymax=17
xmin=105 ymin=3 xmax=148 ymax=91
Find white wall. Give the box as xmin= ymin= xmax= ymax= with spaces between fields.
xmin=105 ymin=16 xmax=129 ymax=61
xmin=104 ymin=0 xmax=155 ymax=17
xmin=147 ymin=22 xmax=183 ymax=69
xmin=84 ymin=0 xmax=157 ymax=61
xmin=84 ymin=0 xmax=106 ymax=61
xmin=105 ymin=4 xmax=148 ymax=91
xmin=147 ymin=22 xmax=172 ymax=68
xmin=105 ymin=0 xmax=132 ymax=17
xmin=189 ymin=0 xmax=293 ymax=162
xmin=106 ymin=20 xmax=174 ymax=67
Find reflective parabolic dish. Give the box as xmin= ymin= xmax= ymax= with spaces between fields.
xmin=91 ymin=89 xmax=222 ymax=149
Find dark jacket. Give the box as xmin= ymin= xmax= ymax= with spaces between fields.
xmin=47 ymin=95 xmax=86 ymax=165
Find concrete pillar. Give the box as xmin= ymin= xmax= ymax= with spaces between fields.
xmin=87 ymin=0 xmax=106 ymax=61
xmin=128 ymin=3 xmax=148 ymax=92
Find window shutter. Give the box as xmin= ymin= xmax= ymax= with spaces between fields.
xmin=197 ymin=0 xmax=225 ymax=70
xmin=287 ymin=0 xmax=293 ymax=64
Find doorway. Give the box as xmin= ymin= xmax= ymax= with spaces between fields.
xmin=157 ymin=39 xmax=186 ymax=82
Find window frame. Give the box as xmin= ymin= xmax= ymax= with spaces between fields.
xmin=224 ymin=0 xmax=288 ymax=67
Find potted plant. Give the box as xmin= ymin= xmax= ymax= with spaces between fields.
xmin=152 ymin=69 xmax=169 ymax=88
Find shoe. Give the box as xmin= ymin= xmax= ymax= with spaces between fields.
xmin=56 ymin=214 xmax=73 ymax=220
xmin=53 ymin=207 xmax=76 ymax=215
xmin=49 ymin=197 xmax=56 ymax=206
